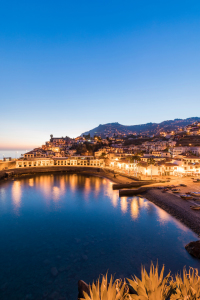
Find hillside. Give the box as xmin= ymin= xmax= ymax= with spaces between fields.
xmin=81 ymin=117 xmax=200 ymax=138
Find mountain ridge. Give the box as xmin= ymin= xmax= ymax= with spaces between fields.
xmin=81 ymin=117 xmax=200 ymax=138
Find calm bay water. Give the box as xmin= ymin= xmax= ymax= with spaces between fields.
xmin=0 ymin=150 xmax=28 ymax=160
xmin=0 ymin=174 xmax=199 ymax=300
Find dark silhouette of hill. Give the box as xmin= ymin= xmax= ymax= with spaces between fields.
xmin=81 ymin=117 xmax=200 ymax=137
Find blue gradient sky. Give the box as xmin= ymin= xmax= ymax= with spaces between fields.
xmin=0 ymin=1 xmax=200 ymax=149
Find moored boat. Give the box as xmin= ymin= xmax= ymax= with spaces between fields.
xmin=190 ymin=205 xmax=200 ymax=210
xmin=180 ymin=194 xmax=193 ymax=200
xmin=190 ymin=192 xmax=200 ymax=197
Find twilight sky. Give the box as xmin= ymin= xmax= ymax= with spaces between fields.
xmin=0 ymin=0 xmax=200 ymax=149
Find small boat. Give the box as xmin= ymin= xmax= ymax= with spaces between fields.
xmin=190 ymin=192 xmax=200 ymax=197
xmin=180 ymin=194 xmax=193 ymax=200
xmin=173 ymin=190 xmax=180 ymax=193
xmin=190 ymin=205 xmax=200 ymax=210
xmin=167 ymin=185 xmax=176 ymax=189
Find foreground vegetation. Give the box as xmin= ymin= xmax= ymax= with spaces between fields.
xmin=80 ymin=263 xmax=200 ymax=300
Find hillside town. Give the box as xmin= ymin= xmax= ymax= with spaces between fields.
xmin=2 ymin=120 xmax=200 ymax=179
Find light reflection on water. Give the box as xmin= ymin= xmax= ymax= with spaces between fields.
xmin=8 ymin=175 xmax=170 ymax=221
xmin=11 ymin=181 xmax=22 ymax=213
xmin=3 ymin=173 xmax=199 ymax=224
xmin=3 ymin=173 xmax=197 ymax=227
xmin=28 ymin=178 xmax=34 ymax=187
xmin=130 ymin=197 xmax=139 ymax=220
xmin=120 ymin=197 xmax=128 ymax=214
xmin=0 ymin=174 xmax=200 ymax=300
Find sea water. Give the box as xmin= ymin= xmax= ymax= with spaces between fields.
xmin=0 ymin=150 xmax=28 ymax=160
xmin=0 ymin=174 xmax=199 ymax=299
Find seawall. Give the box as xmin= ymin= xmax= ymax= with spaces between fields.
xmin=0 ymin=160 xmax=16 ymax=171
xmin=0 ymin=166 xmax=125 ymax=185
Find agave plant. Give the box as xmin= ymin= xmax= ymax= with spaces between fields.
xmin=171 ymin=267 xmax=200 ymax=300
xmin=127 ymin=262 xmax=175 ymax=300
xmin=80 ymin=274 xmax=127 ymax=300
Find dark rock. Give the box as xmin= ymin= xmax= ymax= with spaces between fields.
xmin=75 ymin=238 xmax=81 ymax=243
xmin=76 ymin=265 xmax=81 ymax=271
xmin=185 ymin=240 xmax=200 ymax=259
xmin=47 ymin=280 xmax=53 ymax=284
xmin=25 ymin=294 xmax=33 ymax=300
xmin=81 ymin=254 xmax=88 ymax=261
xmin=0 ymin=282 xmax=8 ymax=291
xmin=48 ymin=291 xmax=60 ymax=299
xmin=51 ymin=267 xmax=58 ymax=277
xmin=43 ymin=291 xmax=48 ymax=298
xmin=43 ymin=259 xmax=50 ymax=265
xmin=58 ymin=266 xmax=66 ymax=272
xmin=78 ymin=280 xmax=90 ymax=299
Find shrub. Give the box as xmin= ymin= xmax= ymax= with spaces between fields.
xmin=80 ymin=274 xmax=127 ymax=300
xmin=127 ymin=263 xmax=175 ymax=300
xmin=79 ymin=264 xmax=200 ymax=300
xmin=171 ymin=267 xmax=200 ymax=300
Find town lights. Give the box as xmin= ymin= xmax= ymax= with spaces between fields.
xmin=178 ymin=166 xmax=184 ymax=174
